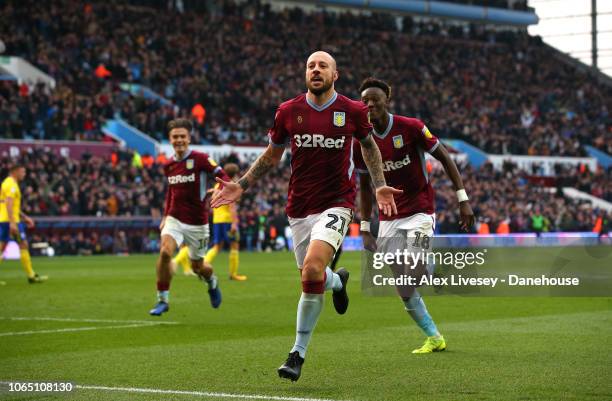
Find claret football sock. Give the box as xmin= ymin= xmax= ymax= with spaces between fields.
xmin=291 ymin=281 xmax=325 ymax=358
xmin=324 ymin=267 xmax=343 ymax=292
xmin=157 ymin=281 xmax=170 ymax=303
xmin=404 ymin=292 xmax=440 ymax=338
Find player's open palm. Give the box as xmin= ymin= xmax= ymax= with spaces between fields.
xmin=211 ymin=178 xmax=243 ymax=208
xmin=376 ymin=186 xmax=403 ymax=217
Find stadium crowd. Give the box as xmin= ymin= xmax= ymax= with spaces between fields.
xmin=1 ymin=0 xmax=610 ymax=156
xmin=0 ymin=81 xmax=109 ymax=142
xmin=2 ymin=148 xmax=166 ymax=217
xmin=432 ymin=161 xmax=611 ymax=234
xmin=0 ymin=147 xmax=609 ymax=255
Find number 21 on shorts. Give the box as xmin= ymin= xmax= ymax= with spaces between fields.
xmin=325 ymin=213 xmax=348 ymax=235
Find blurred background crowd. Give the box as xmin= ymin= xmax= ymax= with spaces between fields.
xmin=1 ymin=148 xmax=608 ymax=255
xmin=0 ymin=0 xmax=610 ymax=255
xmin=1 ymin=0 xmax=610 ymax=154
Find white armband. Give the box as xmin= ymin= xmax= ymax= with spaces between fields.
xmin=360 ymin=221 xmax=371 ymax=232
xmin=456 ymin=189 xmax=469 ymax=202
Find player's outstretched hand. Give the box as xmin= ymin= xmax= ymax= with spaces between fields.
xmin=459 ymin=201 xmax=475 ymax=232
xmin=210 ymin=178 xmax=243 ymax=208
xmin=375 ymin=186 xmax=403 ymax=217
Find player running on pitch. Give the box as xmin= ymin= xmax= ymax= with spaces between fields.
xmin=355 ymin=77 xmax=475 ymax=353
xmin=0 ymin=164 xmax=47 ymax=284
xmin=149 ymin=118 xmax=230 ymax=316
xmin=172 ymin=163 xmax=246 ymax=280
xmin=211 ymin=51 xmax=401 ymax=381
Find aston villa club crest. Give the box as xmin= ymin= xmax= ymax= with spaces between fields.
xmin=297 ymin=115 xmax=303 ymax=124
xmin=186 ymin=159 xmax=194 ymax=169
xmin=333 ymin=112 xmax=345 ymax=127
xmin=393 ymin=135 xmax=404 ymax=149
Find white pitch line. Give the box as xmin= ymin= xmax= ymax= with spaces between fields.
xmin=0 ymin=316 xmax=178 ymax=325
xmin=0 ymin=323 xmax=159 ymax=337
xmin=74 ymin=384 xmax=350 ymax=401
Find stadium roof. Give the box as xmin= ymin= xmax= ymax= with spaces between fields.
xmin=281 ymin=0 xmax=539 ymax=25
xmin=528 ymin=0 xmax=612 ymax=77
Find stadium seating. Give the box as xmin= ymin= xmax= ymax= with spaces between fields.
xmin=431 ymin=161 xmax=611 ymax=234
xmin=1 ymin=0 xmax=610 ymax=255
xmin=1 ymin=0 xmax=610 ymax=156
xmin=0 ymin=145 xmax=609 ymax=255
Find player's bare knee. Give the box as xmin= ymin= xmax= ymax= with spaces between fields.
xmin=190 ymin=259 xmax=204 ymax=273
xmin=301 ymin=256 xmax=325 ymax=282
xmin=158 ymin=236 xmax=176 ymax=261
xmin=159 ymin=246 xmax=173 ymax=262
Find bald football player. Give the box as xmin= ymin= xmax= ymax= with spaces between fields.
xmin=212 ymin=51 xmax=401 ymax=381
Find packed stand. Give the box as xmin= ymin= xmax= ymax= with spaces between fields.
xmin=432 ymin=161 xmax=611 ymax=234
xmin=0 ymin=148 xmax=166 ymax=218
xmin=0 ymin=81 xmax=109 ymax=141
xmin=1 ymin=0 xmax=610 ymax=155
xmin=4 ymin=145 xmax=610 ymax=256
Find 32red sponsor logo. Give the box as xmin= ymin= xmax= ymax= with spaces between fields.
xmin=383 ymin=155 xmax=411 ymax=171
xmin=293 ymin=134 xmax=345 ymax=149
xmin=168 ymin=173 xmax=196 ymax=184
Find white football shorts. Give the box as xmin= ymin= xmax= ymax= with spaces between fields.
xmin=289 ymin=206 xmax=353 ymax=268
xmin=378 ymin=213 xmax=435 ymax=238
xmin=161 ymin=215 xmax=210 ymax=260
xmin=377 ymin=213 xmax=436 ymax=254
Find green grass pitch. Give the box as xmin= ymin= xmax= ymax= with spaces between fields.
xmin=0 ymin=249 xmax=610 ymax=401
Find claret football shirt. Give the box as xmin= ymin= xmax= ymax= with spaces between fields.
xmin=268 ymin=92 xmax=372 ymax=218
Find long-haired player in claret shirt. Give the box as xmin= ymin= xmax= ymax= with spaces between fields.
xmin=211 ymin=51 xmax=401 ymax=381
xmin=149 ymin=118 xmax=231 ymax=316
xmin=355 ymin=77 xmax=475 ymax=353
